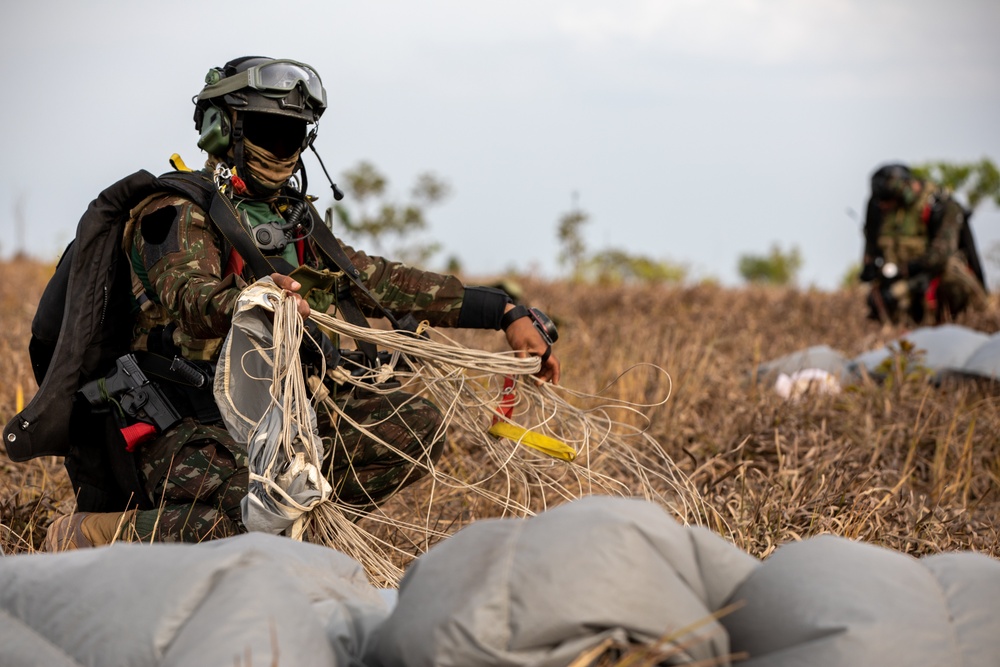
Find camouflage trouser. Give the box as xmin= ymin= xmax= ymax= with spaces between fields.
xmin=133 ymin=390 xmax=444 ymax=541
xmin=319 ymin=390 xmax=446 ymax=510
xmin=134 ymin=417 xmax=248 ymax=543
xmin=869 ymin=255 xmax=987 ymax=325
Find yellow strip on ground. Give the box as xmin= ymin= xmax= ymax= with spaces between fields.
xmin=488 ymin=421 xmax=576 ymax=462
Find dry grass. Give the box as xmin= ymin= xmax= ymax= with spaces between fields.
xmin=3 ymin=258 xmax=1000 ymax=563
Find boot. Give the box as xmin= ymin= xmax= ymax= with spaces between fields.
xmin=44 ymin=511 xmax=137 ymax=552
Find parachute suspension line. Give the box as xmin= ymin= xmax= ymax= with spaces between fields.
xmin=233 ymin=281 xmax=719 ymax=586
xmin=305 ymin=309 xmax=721 ymax=536
xmin=255 ymin=290 xmax=405 ymax=580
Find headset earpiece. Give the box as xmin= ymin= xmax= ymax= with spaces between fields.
xmin=196 ymin=104 xmax=232 ymax=155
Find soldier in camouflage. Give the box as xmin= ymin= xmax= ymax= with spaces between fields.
xmin=45 ymin=56 xmax=559 ymax=550
xmin=860 ymin=163 xmax=987 ymax=326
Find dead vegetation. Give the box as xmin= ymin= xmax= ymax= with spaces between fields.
xmin=2 ymin=258 xmax=999 ymax=561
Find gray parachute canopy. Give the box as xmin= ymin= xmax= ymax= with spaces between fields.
xmin=758 ymin=324 xmax=1000 ymax=388
xmin=213 ymin=279 xmax=331 ymax=536
xmin=2 ymin=496 xmax=999 ymax=666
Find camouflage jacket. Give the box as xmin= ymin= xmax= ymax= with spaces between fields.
xmin=125 ymin=190 xmax=468 ymax=361
xmin=868 ymin=183 xmax=965 ymax=276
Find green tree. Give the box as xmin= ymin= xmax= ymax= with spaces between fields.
xmin=582 ymin=250 xmax=687 ymax=285
xmin=328 ymin=161 xmax=448 ymax=266
xmin=556 ymin=193 xmax=588 ymax=276
xmin=555 ymin=194 xmax=686 ymax=284
xmin=912 ymin=158 xmax=1000 ymax=210
xmin=738 ymin=244 xmax=802 ymax=285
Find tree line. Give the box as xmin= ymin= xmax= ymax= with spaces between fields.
xmin=331 ymin=159 xmax=1000 ymax=287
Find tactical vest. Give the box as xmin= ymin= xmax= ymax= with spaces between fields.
xmin=876 ymin=189 xmax=935 ymax=266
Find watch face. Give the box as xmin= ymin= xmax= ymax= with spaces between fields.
xmin=529 ymin=308 xmax=558 ymax=344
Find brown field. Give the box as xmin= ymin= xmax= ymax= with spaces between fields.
xmin=2 ymin=256 xmax=999 ymax=563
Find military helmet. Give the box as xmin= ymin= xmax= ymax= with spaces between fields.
xmin=870 ymin=163 xmax=916 ymax=205
xmin=193 ymin=56 xmax=327 ymax=156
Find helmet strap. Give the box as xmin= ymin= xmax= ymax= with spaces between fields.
xmin=293 ymin=158 xmax=308 ymax=195
xmin=232 ymin=111 xmax=248 ymax=189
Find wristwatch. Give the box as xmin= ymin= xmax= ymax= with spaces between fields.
xmin=500 ymin=305 xmax=530 ymax=331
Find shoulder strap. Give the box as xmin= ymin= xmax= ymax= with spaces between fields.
xmin=304 ymin=204 xmax=402 ymax=329
xmin=206 ymin=190 xmax=386 ymax=363
xmin=159 ymin=171 xmax=400 ymax=330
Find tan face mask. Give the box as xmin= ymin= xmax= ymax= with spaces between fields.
xmin=243 ymin=137 xmax=300 ymax=194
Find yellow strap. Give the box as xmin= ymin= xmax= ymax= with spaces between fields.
xmin=488 ymin=421 xmax=576 ymax=462
xmin=170 ymin=153 xmax=193 ymax=172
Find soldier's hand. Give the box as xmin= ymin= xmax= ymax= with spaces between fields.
xmin=504 ymin=309 xmax=560 ymax=385
xmin=270 ymin=273 xmax=312 ymax=319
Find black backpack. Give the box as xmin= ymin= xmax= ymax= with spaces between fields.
xmin=4 ymin=170 xmax=221 ymax=510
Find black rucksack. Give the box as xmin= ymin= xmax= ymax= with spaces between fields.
xmin=4 ymin=170 xmax=221 ymax=510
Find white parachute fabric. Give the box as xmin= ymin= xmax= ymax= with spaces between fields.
xmin=214 ymin=278 xmax=331 ymax=536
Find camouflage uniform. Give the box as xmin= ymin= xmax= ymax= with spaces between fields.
xmin=864 ymin=181 xmax=986 ymax=325
xmin=123 ymin=176 xmax=464 ymax=541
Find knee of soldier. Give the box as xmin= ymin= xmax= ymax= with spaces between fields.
xmin=394 ymin=396 xmax=446 ymax=463
xmin=162 ymin=434 xmax=247 ymax=502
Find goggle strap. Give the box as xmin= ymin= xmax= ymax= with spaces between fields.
xmin=198 ymin=63 xmax=325 ymax=107
xmin=198 ymin=71 xmax=254 ymax=102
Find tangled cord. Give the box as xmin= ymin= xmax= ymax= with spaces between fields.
xmin=251 ymin=283 xmax=718 ymax=586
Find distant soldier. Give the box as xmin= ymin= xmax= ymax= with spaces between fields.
xmin=860 ymin=163 xmax=987 ymax=325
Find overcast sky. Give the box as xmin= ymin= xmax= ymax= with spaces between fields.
xmin=2 ymin=0 xmax=999 ymax=289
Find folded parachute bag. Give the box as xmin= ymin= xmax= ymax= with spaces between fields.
xmin=0 ymin=532 xmax=389 ymax=667
xmin=756 ymin=344 xmax=855 ymax=382
xmin=957 ymin=330 xmax=1000 ymax=380
xmin=850 ymin=324 xmax=990 ymax=378
xmin=367 ymin=495 xmax=759 ymax=667
xmin=721 ymin=535 xmax=1000 ymax=666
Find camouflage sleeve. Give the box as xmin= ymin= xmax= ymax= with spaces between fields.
xmin=133 ymin=195 xmax=246 ymax=339
xmin=340 ymin=241 xmax=467 ymax=327
xmin=924 ymin=200 xmax=964 ymax=275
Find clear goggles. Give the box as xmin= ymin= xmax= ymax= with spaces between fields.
xmin=198 ymin=59 xmax=327 ymax=110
